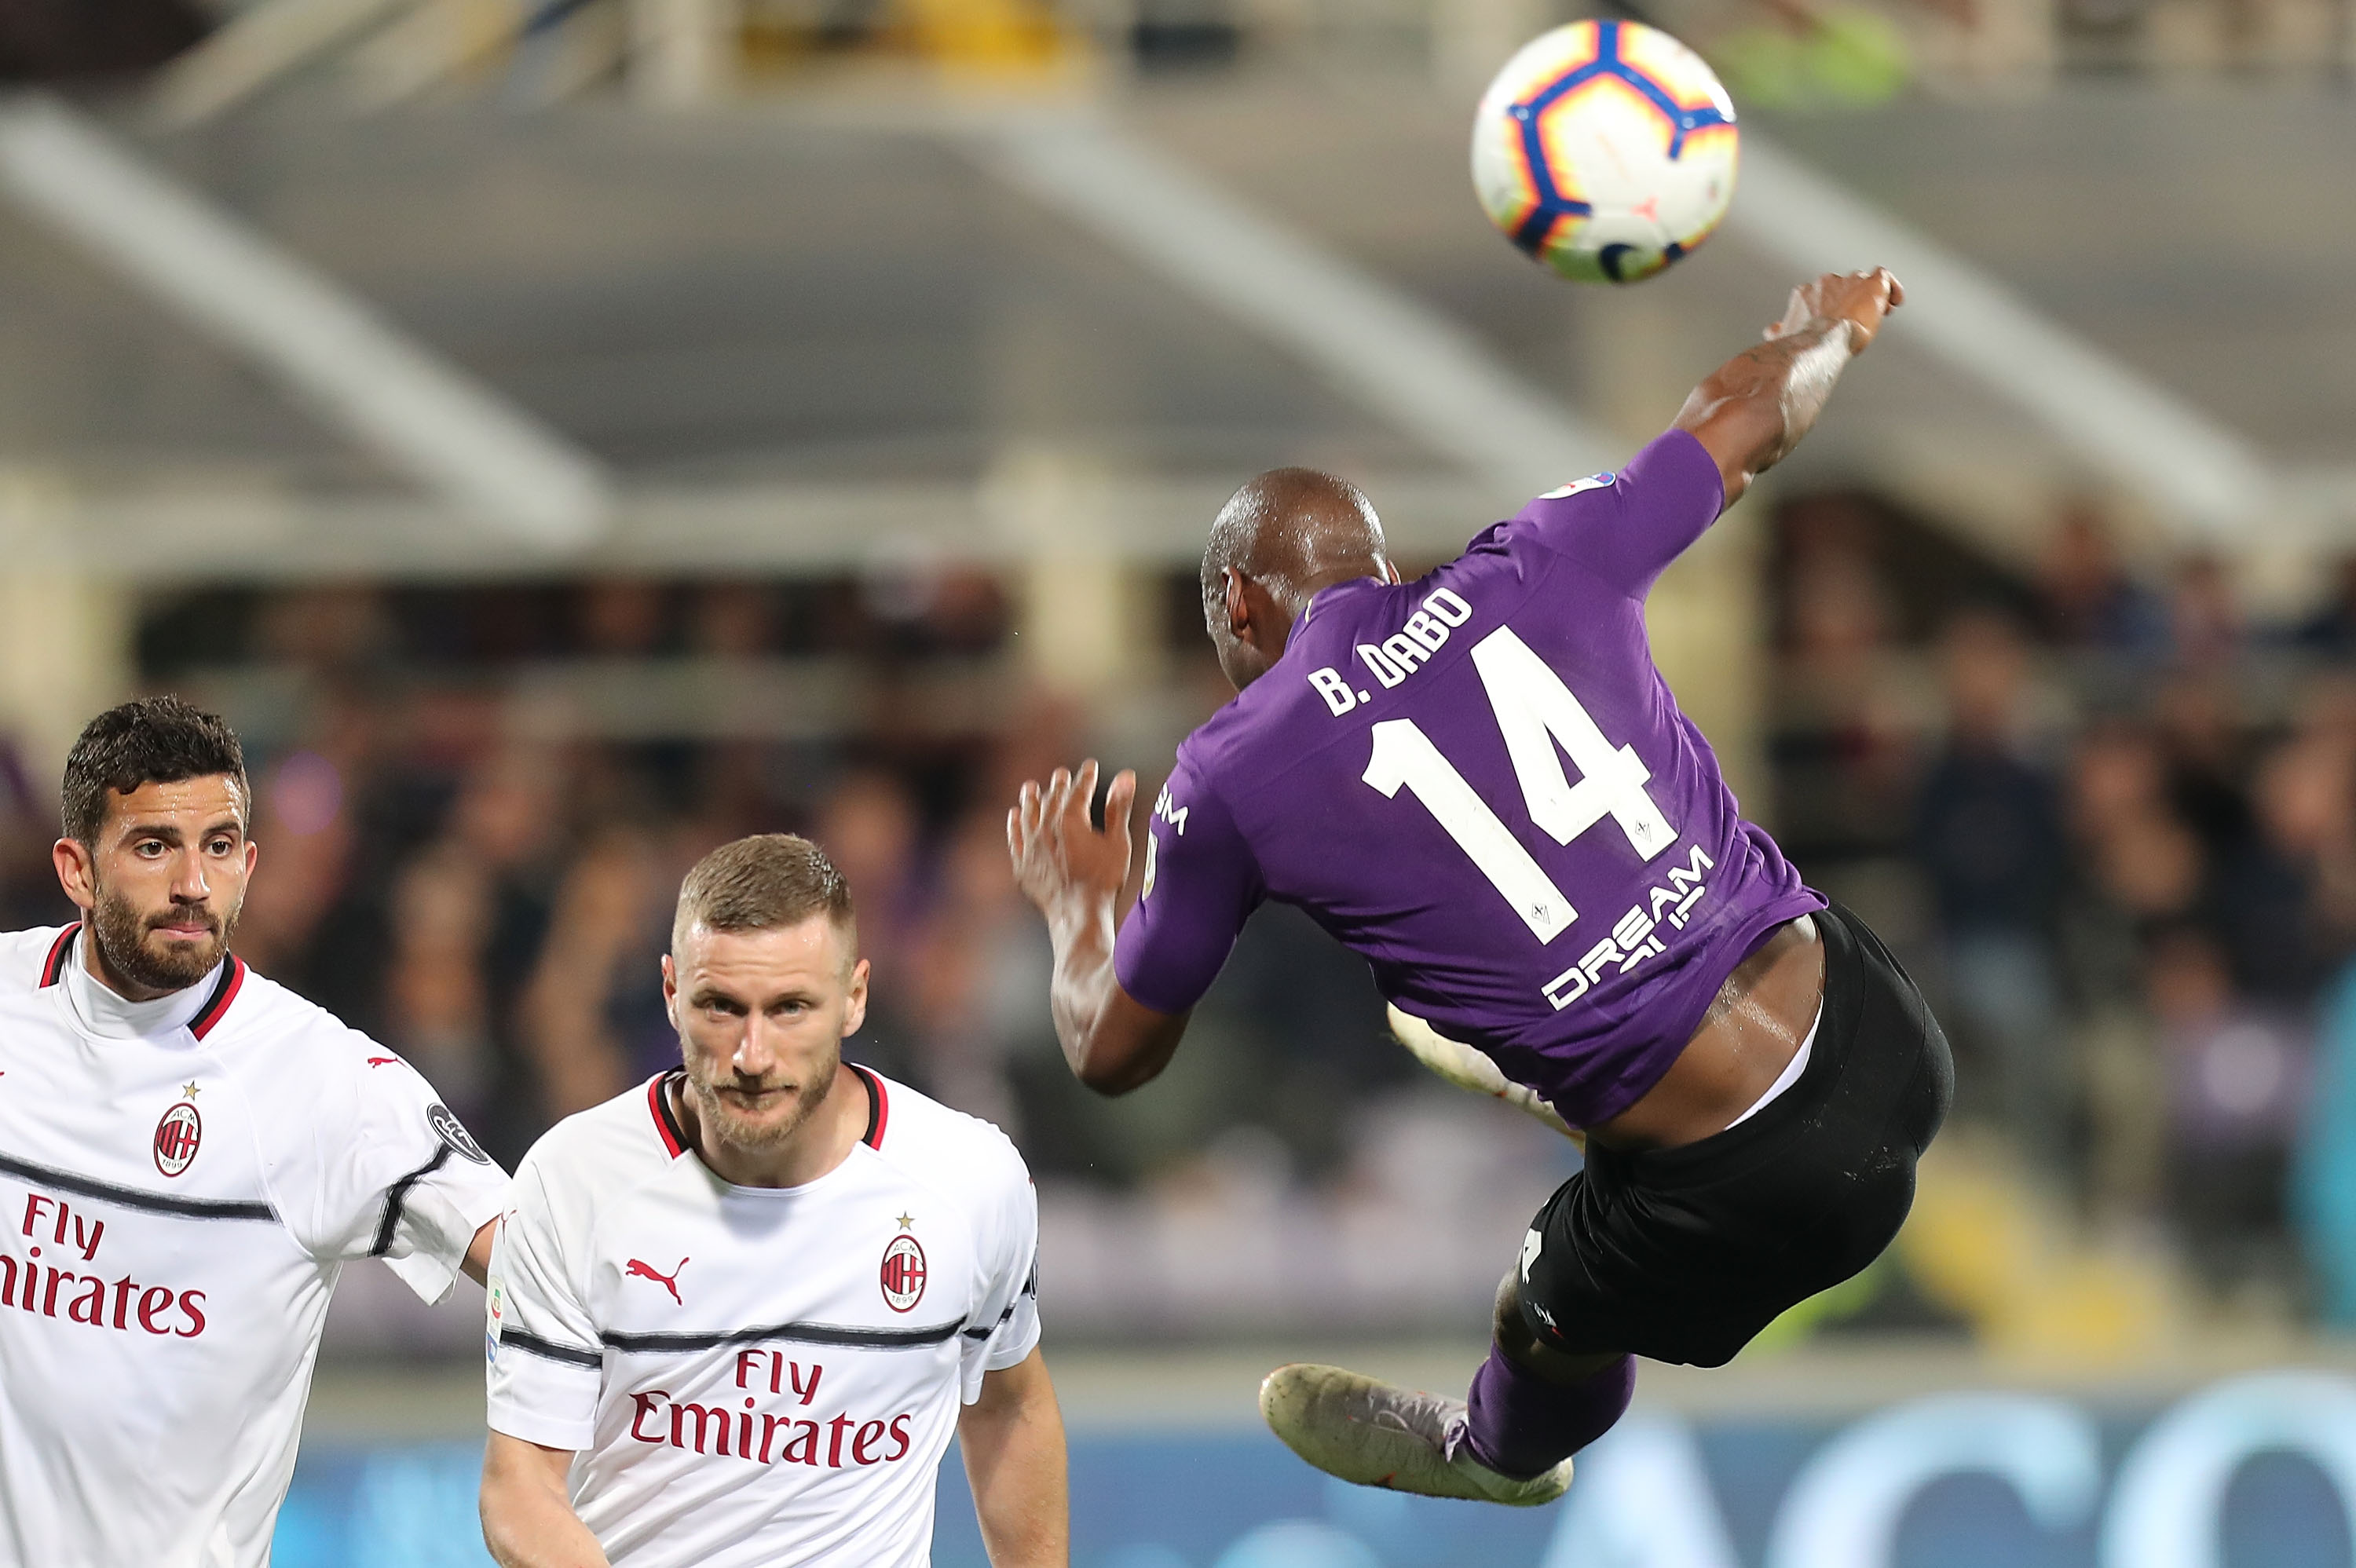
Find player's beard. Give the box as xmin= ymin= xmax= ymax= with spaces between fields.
xmin=684 ymin=1043 xmax=840 ymax=1154
xmin=90 ymin=884 xmax=239 ymax=995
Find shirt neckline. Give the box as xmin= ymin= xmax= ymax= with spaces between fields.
xmin=59 ymin=929 xmax=221 ymax=1040
xmin=652 ymin=1065 xmax=887 ymax=1194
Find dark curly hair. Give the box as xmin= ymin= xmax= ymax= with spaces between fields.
xmin=60 ymin=696 xmax=248 ymax=846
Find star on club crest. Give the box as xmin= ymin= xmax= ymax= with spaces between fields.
xmin=894 ymin=1212 xmax=915 ymax=1231
xmin=181 ymin=1082 xmax=199 ymax=1098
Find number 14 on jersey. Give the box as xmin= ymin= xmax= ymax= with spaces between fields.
xmin=1363 ymin=626 xmax=1676 ymax=943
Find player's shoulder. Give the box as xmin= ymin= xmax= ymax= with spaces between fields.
xmin=0 ymin=923 xmax=79 ymax=994
xmin=515 ymin=1074 xmax=683 ymax=1197
xmin=197 ymin=961 xmax=373 ymax=1072
xmin=196 ymin=963 xmax=466 ymax=1125
xmin=858 ymin=1067 xmax=1030 ymax=1199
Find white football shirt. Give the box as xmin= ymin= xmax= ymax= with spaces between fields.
xmin=486 ymin=1066 xmax=1041 ymax=1568
xmin=0 ymin=923 xmax=510 ymax=1568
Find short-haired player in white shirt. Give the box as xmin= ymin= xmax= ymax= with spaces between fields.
xmin=480 ymin=833 xmax=1067 ymax=1568
xmin=0 ymin=696 xmax=510 ymax=1566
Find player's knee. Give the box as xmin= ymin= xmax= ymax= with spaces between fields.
xmin=1491 ymin=1270 xmax=1531 ymax=1350
xmin=1493 ymin=1271 xmax=1622 ymax=1384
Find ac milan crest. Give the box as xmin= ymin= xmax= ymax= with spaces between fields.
xmin=880 ymin=1234 xmax=927 ymax=1313
xmin=153 ymin=1102 xmax=202 ymax=1177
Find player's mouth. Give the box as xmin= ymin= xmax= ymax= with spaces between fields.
xmin=715 ymin=1084 xmax=796 ymax=1113
xmin=149 ymin=915 xmax=218 ymax=941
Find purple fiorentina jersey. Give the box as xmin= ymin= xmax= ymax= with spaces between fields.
xmin=1114 ymin=429 xmax=1824 ymax=1128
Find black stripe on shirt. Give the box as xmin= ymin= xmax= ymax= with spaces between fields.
xmin=602 ymin=1317 xmax=967 ymax=1354
xmin=961 ymin=1297 xmax=1023 ymax=1341
xmin=502 ymin=1330 xmax=603 ymax=1369
xmin=369 ymin=1144 xmax=452 ymax=1257
xmin=0 ymin=1147 xmax=276 ymax=1222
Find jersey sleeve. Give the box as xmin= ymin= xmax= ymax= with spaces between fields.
xmin=1112 ymin=760 xmax=1266 ymax=1015
xmin=272 ymin=1033 xmax=509 ymax=1305
xmin=485 ymin=1159 xmax=605 ymax=1451
xmin=957 ymin=1142 xmax=1041 ymax=1403
xmin=1502 ymin=427 xmax=1725 ymax=598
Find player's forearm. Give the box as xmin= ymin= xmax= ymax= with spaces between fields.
xmin=1045 ymin=901 xmax=1115 ymax=1072
xmin=1673 ymin=319 xmax=1857 ymax=504
xmin=960 ymin=1356 xmax=1071 ymax=1568
xmin=1044 ymin=900 xmax=1158 ymax=1092
xmin=480 ymin=1438 xmax=609 ymax=1568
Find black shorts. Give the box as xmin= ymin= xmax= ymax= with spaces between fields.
xmin=1516 ymin=901 xmax=1952 ymax=1368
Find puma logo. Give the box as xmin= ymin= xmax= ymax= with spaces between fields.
xmin=366 ymin=1057 xmax=399 ymax=1067
xmin=626 ymin=1257 xmax=688 ymax=1305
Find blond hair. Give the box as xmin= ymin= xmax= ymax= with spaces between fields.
xmin=671 ymin=833 xmax=855 ymax=957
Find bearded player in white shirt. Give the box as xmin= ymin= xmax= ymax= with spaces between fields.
xmin=480 ymin=832 xmax=1067 ymax=1568
xmin=0 ymin=696 xmax=510 ymax=1567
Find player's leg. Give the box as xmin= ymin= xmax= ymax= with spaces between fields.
xmin=1269 ymin=903 xmax=1951 ymax=1504
xmin=1455 ymin=1270 xmax=1633 ymax=1480
xmin=1259 ymin=1272 xmax=1630 ymax=1505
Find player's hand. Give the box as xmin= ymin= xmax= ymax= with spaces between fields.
xmin=1764 ymin=268 xmax=1903 ymax=353
xmin=1008 ymin=759 xmax=1138 ymax=923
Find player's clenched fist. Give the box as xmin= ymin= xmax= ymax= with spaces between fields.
xmin=1008 ymin=759 xmax=1140 ymax=927
xmin=1765 ymin=268 xmax=1904 ymax=352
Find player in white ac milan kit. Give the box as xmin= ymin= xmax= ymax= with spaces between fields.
xmin=0 ymin=698 xmax=510 ymax=1568
xmin=481 ymin=833 xmax=1066 ymax=1568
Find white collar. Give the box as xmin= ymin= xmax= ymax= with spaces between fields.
xmin=61 ymin=930 xmax=220 ymax=1040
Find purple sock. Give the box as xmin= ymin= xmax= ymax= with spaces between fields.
xmin=1454 ymin=1347 xmax=1635 ymax=1480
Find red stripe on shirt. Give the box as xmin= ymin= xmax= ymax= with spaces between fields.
xmin=188 ymin=957 xmax=245 ymax=1040
xmin=854 ymin=1064 xmax=888 ymax=1150
xmin=37 ymin=923 xmax=78 ymax=988
xmin=647 ymin=1072 xmax=688 ymax=1158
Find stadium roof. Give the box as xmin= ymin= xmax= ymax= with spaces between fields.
xmin=0 ymin=75 xmax=2347 ymax=578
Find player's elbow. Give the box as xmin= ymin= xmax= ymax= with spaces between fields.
xmin=1074 ymin=1016 xmax=1185 ymax=1097
xmin=1074 ymin=1047 xmax=1158 ymax=1097
xmin=1673 ymin=387 xmax=1779 ymax=506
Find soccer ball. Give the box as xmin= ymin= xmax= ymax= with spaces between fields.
xmin=1470 ymin=20 xmax=1740 ymax=285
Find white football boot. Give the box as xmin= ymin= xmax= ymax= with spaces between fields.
xmin=1387 ymin=1005 xmax=1580 ymax=1143
xmin=1259 ymin=1362 xmax=1575 ymax=1507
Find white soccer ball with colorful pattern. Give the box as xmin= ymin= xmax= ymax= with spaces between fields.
xmin=1471 ymin=20 xmax=1740 ymax=285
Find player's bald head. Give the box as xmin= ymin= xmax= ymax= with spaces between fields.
xmin=1200 ymin=466 xmax=1388 ymax=625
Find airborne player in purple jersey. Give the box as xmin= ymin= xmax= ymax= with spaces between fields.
xmin=1008 ymin=269 xmax=1949 ymax=1506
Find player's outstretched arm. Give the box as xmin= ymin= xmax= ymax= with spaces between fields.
xmin=481 ymin=1432 xmax=609 ymax=1568
xmin=1673 ymin=268 xmax=1903 ymax=509
xmin=1008 ymin=759 xmax=1190 ymax=1095
xmin=960 ymin=1348 xmax=1071 ymax=1568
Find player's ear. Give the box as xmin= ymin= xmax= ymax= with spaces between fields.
xmin=1382 ymin=557 xmax=1402 ymax=585
xmin=840 ymin=956 xmax=869 ymax=1038
xmin=51 ymin=837 xmax=95 ymax=912
xmin=660 ymin=952 xmax=680 ymax=1021
xmin=1224 ymin=568 xmax=1249 ymax=637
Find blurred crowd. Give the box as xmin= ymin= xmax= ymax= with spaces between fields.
xmin=1771 ymin=492 xmax=2356 ymax=1325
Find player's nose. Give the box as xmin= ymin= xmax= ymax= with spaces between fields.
xmin=733 ymin=1018 xmax=780 ymax=1076
xmin=168 ymin=853 xmax=210 ymax=901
